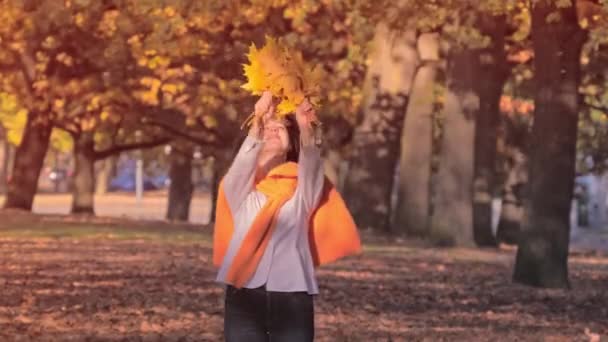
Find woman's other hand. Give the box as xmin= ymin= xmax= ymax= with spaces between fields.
xmin=295 ymin=98 xmax=317 ymax=129
xmin=250 ymin=91 xmax=275 ymax=138
xmin=254 ymin=91 xmax=273 ymax=117
xmin=296 ymin=98 xmax=319 ymax=146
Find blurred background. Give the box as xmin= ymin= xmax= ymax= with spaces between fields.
xmin=0 ymin=0 xmax=607 ymax=275
xmin=2 ymin=1 xmax=608 ymax=340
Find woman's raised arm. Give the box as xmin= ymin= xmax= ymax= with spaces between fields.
xmin=221 ymin=92 xmax=273 ymax=213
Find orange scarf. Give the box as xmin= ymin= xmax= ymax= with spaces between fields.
xmin=212 ymin=162 xmax=361 ymax=288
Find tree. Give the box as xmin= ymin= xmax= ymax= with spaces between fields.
xmin=96 ymin=156 xmax=117 ymax=195
xmin=131 ymin=0 xmax=373 ymax=221
xmin=0 ymin=92 xmax=72 ymax=203
xmin=430 ymin=5 xmax=513 ymax=246
xmin=392 ymin=32 xmax=440 ymax=236
xmin=513 ymin=0 xmax=587 ymax=288
xmin=495 ymin=7 xmax=535 ymax=245
xmin=469 ymin=15 xmax=509 ymax=247
xmin=342 ymin=24 xmax=418 ymax=231
xmin=0 ymin=1 xmax=119 ymax=210
xmin=430 ymin=45 xmax=479 ymax=246
xmin=496 ymin=100 xmax=532 ymax=245
xmin=0 ymin=127 xmax=6 ymax=193
xmin=166 ymin=144 xmax=194 ymax=221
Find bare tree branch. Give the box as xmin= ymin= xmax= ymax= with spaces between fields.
xmin=93 ymin=137 xmax=172 ymax=160
xmin=143 ymin=119 xmax=221 ymax=147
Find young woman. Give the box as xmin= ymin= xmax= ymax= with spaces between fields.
xmin=213 ymin=91 xmax=361 ymax=341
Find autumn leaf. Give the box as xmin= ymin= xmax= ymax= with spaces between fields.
xmin=241 ymin=36 xmax=324 ymax=117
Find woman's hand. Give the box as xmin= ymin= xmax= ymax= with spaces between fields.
xmin=295 ymin=98 xmax=317 ymax=128
xmin=296 ymin=98 xmax=319 ymax=146
xmin=254 ymin=91 xmax=273 ymax=117
xmin=250 ymin=91 xmax=275 ymax=138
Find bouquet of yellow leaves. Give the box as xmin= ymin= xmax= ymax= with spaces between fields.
xmin=241 ymin=36 xmax=323 ymax=126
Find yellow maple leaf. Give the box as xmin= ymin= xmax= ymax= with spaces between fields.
xmin=241 ymin=36 xmax=323 ymax=118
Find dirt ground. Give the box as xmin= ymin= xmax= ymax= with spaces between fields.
xmin=0 ymin=212 xmax=607 ymax=341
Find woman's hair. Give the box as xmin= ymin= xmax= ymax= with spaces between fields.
xmin=284 ymin=115 xmax=300 ymax=162
xmin=230 ymin=115 xmax=300 ymax=163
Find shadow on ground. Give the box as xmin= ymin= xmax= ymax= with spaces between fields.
xmin=0 ymin=212 xmax=606 ymax=341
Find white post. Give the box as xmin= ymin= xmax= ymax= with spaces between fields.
xmin=135 ymin=130 xmax=143 ymax=204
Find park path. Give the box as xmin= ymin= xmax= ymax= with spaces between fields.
xmin=0 ymin=192 xmax=212 ymax=225
xmin=4 ymin=193 xmax=607 ymax=254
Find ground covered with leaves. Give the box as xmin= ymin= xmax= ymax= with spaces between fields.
xmin=0 ymin=211 xmax=606 ymax=341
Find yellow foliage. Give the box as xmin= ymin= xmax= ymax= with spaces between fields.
xmin=86 ymin=95 xmax=102 ymax=111
xmin=0 ymin=93 xmax=27 ymax=145
xmin=161 ymin=83 xmax=179 ymax=95
xmin=241 ymin=36 xmax=323 ymax=117
xmin=183 ymin=64 xmax=194 ymax=74
xmin=0 ymin=93 xmax=71 ymax=152
xmin=74 ymin=12 xmax=85 ymax=27
xmin=148 ymin=56 xmax=170 ymax=69
xmin=56 ymin=52 xmax=74 ymax=66
xmin=98 ymin=10 xmax=120 ymax=36
xmin=33 ymin=80 xmax=49 ymax=92
xmin=202 ymin=115 xmax=218 ymax=128
xmin=50 ymin=129 xmax=73 ymax=153
xmin=163 ymin=6 xmax=177 ymax=17
xmin=100 ymin=110 xmax=110 ymax=121
xmin=80 ymin=116 xmax=97 ymax=131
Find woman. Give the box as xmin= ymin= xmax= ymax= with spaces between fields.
xmin=213 ymin=91 xmax=361 ymax=341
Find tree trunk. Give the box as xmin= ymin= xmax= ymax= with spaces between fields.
xmin=0 ymin=127 xmax=8 ymax=193
xmin=342 ymin=24 xmax=418 ymax=231
xmin=166 ymin=147 xmax=193 ymax=221
xmin=209 ymin=154 xmax=232 ymax=224
xmin=472 ymin=16 xmax=508 ymax=247
xmin=392 ymin=33 xmax=440 ymax=236
xmin=513 ymin=3 xmax=586 ymax=288
xmin=497 ymin=148 xmax=528 ymax=244
xmin=95 ymin=156 xmax=116 ymax=195
xmin=71 ymin=132 xmax=96 ymax=215
xmin=430 ymin=48 xmax=480 ymax=246
xmin=209 ymin=158 xmax=220 ymax=224
xmin=4 ymin=112 xmax=52 ymax=210
xmin=4 ymin=143 xmax=15 ymax=192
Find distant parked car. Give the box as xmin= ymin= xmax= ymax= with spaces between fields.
xmin=150 ymin=175 xmax=170 ymax=189
xmin=108 ymin=173 xmax=159 ymax=191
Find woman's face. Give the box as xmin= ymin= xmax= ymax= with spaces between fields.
xmin=262 ymin=118 xmax=290 ymax=157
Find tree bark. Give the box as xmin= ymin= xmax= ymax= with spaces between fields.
xmin=3 ymin=112 xmax=52 ymax=210
xmin=0 ymin=127 xmax=8 ymax=193
xmin=342 ymin=24 xmax=418 ymax=231
xmin=166 ymin=147 xmax=193 ymax=221
xmin=472 ymin=16 xmax=508 ymax=247
xmin=430 ymin=47 xmax=480 ymax=247
xmin=4 ymin=143 xmax=15 ymax=192
xmin=209 ymin=153 xmax=232 ymax=224
xmin=209 ymin=158 xmax=220 ymax=224
xmin=497 ymin=148 xmax=528 ymax=244
xmin=95 ymin=156 xmax=117 ymax=195
xmin=71 ymin=132 xmax=96 ymax=215
xmin=392 ymin=33 xmax=440 ymax=236
xmin=513 ymin=2 xmax=586 ymax=288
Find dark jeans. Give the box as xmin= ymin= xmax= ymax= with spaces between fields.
xmin=224 ymin=284 xmax=314 ymax=342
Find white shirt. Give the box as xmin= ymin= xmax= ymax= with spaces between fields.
xmin=215 ymin=135 xmax=324 ymax=295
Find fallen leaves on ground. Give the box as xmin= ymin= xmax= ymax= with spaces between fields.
xmin=0 ymin=217 xmax=606 ymax=341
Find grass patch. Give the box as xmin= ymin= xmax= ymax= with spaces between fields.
xmin=0 ymin=224 xmax=212 ymax=245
